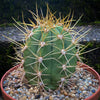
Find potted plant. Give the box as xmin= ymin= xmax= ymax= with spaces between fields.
xmin=0 ymin=5 xmax=100 ymax=100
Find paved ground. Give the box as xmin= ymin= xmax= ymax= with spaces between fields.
xmin=0 ymin=25 xmax=100 ymax=42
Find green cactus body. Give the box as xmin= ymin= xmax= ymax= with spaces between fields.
xmin=23 ymin=25 xmax=77 ymax=90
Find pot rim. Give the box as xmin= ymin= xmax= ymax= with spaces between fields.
xmin=0 ymin=63 xmax=100 ymax=100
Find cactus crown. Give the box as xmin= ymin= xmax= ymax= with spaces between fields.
xmin=11 ymin=5 xmax=90 ymax=90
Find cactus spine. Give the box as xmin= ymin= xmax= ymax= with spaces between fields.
xmin=23 ymin=25 xmax=77 ymax=89
xmin=12 ymin=5 xmax=90 ymax=90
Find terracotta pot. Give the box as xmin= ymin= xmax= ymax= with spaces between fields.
xmin=0 ymin=63 xmax=100 ymax=100
xmin=0 ymin=65 xmax=19 ymax=100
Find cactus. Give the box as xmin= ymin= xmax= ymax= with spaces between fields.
xmin=8 ymin=5 xmax=92 ymax=90
xmin=21 ymin=9 xmax=79 ymax=89
xmin=23 ymin=25 xmax=77 ymax=90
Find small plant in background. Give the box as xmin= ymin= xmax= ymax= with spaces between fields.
xmin=4 ymin=5 xmax=97 ymax=91
xmin=82 ymin=42 xmax=100 ymax=74
xmin=0 ymin=43 xmax=15 ymax=79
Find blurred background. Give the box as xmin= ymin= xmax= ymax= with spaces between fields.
xmin=0 ymin=0 xmax=100 ymax=99
xmin=0 ymin=0 xmax=100 ymax=25
xmin=0 ymin=0 xmax=100 ymax=79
